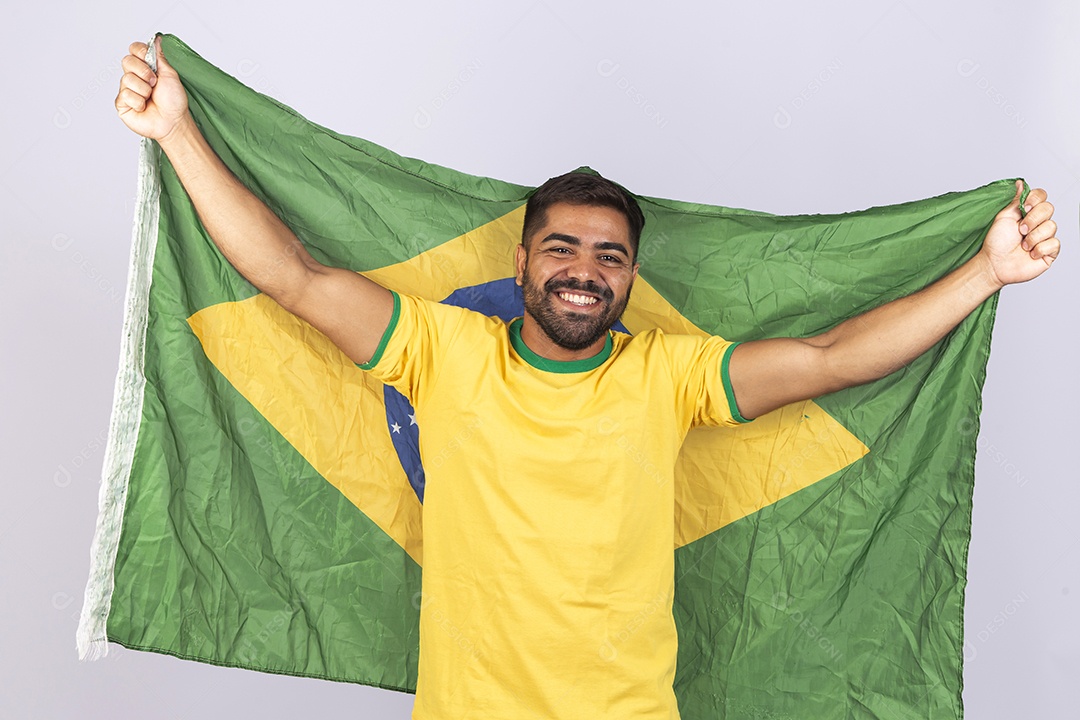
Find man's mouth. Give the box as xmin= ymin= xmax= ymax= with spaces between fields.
xmin=545 ymin=279 xmax=613 ymax=311
xmin=557 ymin=291 xmax=600 ymax=307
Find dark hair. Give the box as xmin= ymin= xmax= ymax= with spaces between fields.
xmin=522 ymin=171 xmax=645 ymax=260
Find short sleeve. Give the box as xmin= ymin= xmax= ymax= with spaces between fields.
xmin=356 ymin=292 xmax=467 ymax=405
xmin=664 ymin=333 xmax=752 ymax=429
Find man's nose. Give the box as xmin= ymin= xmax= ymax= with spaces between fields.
xmin=566 ymin=254 xmax=597 ymax=281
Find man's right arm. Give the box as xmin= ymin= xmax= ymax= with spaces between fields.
xmin=116 ymin=37 xmax=393 ymax=366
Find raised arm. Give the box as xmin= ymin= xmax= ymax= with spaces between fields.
xmin=116 ymin=36 xmax=393 ymax=365
xmin=728 ymin=182 xmax=1059 ymax=420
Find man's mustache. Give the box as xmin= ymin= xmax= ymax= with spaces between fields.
xmin=544 ymin=278 xmax=614 ymax=302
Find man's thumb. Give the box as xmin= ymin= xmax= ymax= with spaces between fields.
xmin=997 ymin=179 xmax=1025 ymax=221
xmin=151 ymin=35 xmax=177 ymax=77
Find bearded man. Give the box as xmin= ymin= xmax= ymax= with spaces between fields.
xmin=114 ymin=36 xmax=1059 ymax=720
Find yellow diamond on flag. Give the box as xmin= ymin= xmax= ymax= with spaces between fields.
xmin=188 ymin=206 xmax=868 ymax=560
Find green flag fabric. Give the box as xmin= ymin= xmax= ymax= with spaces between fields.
xmin=80 ymin=34 xmax=1019 ymax=719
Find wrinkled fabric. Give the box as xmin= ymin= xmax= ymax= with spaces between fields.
xmin=82 ymin=33 xmax=1014 ymax=720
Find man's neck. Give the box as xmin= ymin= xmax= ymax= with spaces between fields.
xmin=518 ymin=315 xmax=608 ymax=362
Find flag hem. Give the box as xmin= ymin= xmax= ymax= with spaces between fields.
xmin=105 ymin=637 xmax=418 ymax=695
xmin=953 ymin=290 xmax=1001 ymax=719
xmin=76 ymin=133 xmax=162 ymax=660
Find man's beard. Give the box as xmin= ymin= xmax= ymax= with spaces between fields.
xmin=521 ymin=263 xmax=633 ymax=351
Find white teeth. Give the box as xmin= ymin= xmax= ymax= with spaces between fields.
xmin=558 ymin=292 xmax=598 ymax=306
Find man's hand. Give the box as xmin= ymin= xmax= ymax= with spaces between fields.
xmin=980 ymin=180 xmax=1059 ymax=287
xmin=116 ymin=36 xmax=190 ymax=142
xmin=112 ymin=35 xmax=395 ymax=366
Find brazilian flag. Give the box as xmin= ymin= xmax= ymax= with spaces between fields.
xmin=80 ymin=34 xmax=1019 ymax=719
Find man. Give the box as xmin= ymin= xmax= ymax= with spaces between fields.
xmin=116 ymin=36 xmax=1058 ymax=719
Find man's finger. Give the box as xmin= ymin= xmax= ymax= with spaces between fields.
xmin=1030 ymin=236 xmax=1060 ymax=262
xmin=1019 ymin=200 xmax=1054 ymax=237
xmin=121 ymin=54 xmax=156 ymax=87
xmin=119 ymin=71 xmax=153 ymax=100
xmin=128 ymin=41 xmax=148 ymax=58
xmin=1025 ymin=187 xmax=1048 ymax=208
xmin=1024 ymin=219 xmax=1058 ymax=248
xmin=115 ymin=86 xmax=148 ymax=114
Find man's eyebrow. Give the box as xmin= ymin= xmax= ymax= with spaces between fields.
xmin=539 ymin=232 xmax=581 ymax=246
xmin=539 ymin=233 xmax=630 ymax=258
xmin=595 ymin=241 xmax=630 ymax=257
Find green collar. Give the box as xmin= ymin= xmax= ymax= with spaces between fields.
xmin=508 ymin=318 xmax=613 ymax=374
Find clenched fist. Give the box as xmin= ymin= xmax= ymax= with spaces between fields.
xmin=115 ymin=36 xmax=190 ymax=142
xmin=979 ymin=180 xmax=1060 ymax=287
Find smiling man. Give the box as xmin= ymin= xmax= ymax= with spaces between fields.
xmin=356 ymin=173 xmax=757 ymax=718
xmin=116 ymin=37 xmax=1059 ymax=720
xmin=515 ymin=176 xmax=642 ymax=358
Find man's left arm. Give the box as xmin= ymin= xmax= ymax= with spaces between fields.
xmin=727 ymin=181 xmax=1059 ymax=421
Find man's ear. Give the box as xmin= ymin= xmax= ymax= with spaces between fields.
xmin=514 ymin=243 xmax=526 ymax=286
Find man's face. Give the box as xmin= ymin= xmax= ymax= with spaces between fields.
xmin=515 ymin=202 xmax=639 ymax=352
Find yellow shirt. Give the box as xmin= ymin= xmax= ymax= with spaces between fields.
xmin=364 ymin=292 xmax=747 ymax=719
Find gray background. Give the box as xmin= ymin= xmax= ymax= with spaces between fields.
xmin=2 ymin=1 xmax=1077 ymax=717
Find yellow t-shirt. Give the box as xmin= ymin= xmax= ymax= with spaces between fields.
xmin=363 ymin=292 xmax=748 ymax=719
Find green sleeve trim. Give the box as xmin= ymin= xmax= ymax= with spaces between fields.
xmin=356 ymin=290 xmax=401 ymax=370
xmin=1018 ymin=178 xmax=1030 ymax=218
xmin=721 ymin=341 xmax=752 ymax=424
